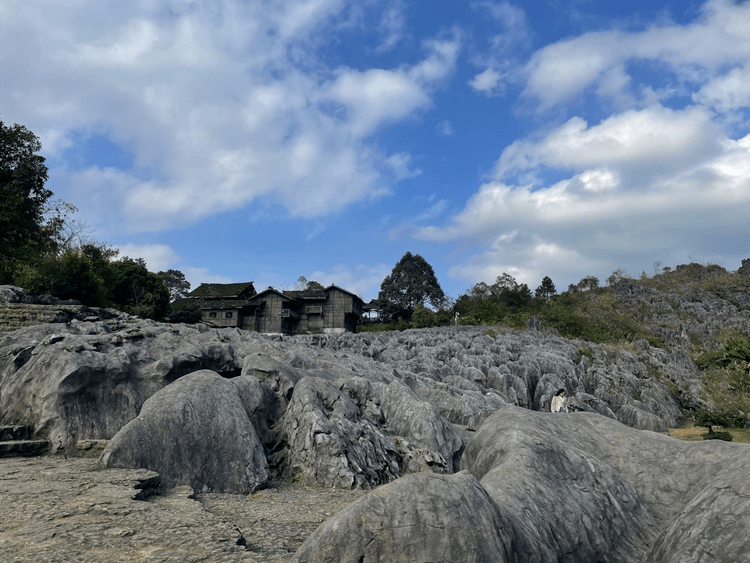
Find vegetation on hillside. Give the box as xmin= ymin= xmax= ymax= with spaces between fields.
xmin=371 ymin=256 xmax=750 ymax=427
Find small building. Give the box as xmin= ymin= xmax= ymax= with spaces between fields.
xmin=178 ymin=281 xmax=363 ymax=335
xmin=287 ymin=285 xmax=364 ymax=334
xmin=184 ymin=282 xmax=257 ymax=329
xmin=244 ymin=287 xmax=299 ymax=334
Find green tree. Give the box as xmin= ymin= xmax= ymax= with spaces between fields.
xmin=576 ymin=276 xmax=600 ymax=291
xmin=14 ymin=248 xmax=109 ymax=306
xmin=158 ymin=269 xmax=191 ymax=301
xmin=0 ymin=118 xmax=53 ymax=282
xmin=293 ymin=276 xmax=325 ymax=292
xmin=535 ymin=276 xmax=557 ymax=300
xmin=491 ymin=273 xmax=533 ymax=309
xmin=378 ymin=252 xmax=446 ymax=321
xmin=110 ymin=257 xmax=170 ymax=320
xmin=411 ymin=303 xmax=437 ymax=328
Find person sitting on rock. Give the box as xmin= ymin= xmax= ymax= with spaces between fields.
xmin=551 ymin=389 xmax=568 ymax=413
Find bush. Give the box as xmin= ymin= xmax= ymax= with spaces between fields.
xmin=703 ymin=431 xmax=733 ymax=442
xmin=695 ymin=409 xmax=746 ymax=429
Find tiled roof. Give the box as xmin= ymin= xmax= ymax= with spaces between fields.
xmin=189 ymin=282 xmax=255 ymax=299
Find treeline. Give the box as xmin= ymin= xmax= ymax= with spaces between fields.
xmin=1 ymin=117 xmax=189 ymax=320
xmin=369 ymin=251 xmax=656 ymax=346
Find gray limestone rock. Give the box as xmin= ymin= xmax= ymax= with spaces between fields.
xmin=101 ymin=370 xmax=268 ymax=493
xmin=0 ymin=285 xmax=25 ymax=303
xmin=463 ymin=406 xmax=750 ymax=563
xmin=296 ymin=405 xmax=750 ymax=562
xmin=0 ymin=321 xmax=270 ymax=451
xmin=292 ymin=471 xmax=516 ymax=563
xmin=276 ymin=376 xmax=400 ymax=489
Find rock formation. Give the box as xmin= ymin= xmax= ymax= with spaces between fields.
xmin=100 ymin=370 xmax=269 ymax=493
xmin=2 ymin=303 xmax=750 ymax=560
xmin=1 ymin=318 xmax=703 ymax=490
xmin=294 ymin=405 xmax=750 ymax=563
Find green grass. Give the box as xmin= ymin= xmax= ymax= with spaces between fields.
xmin=669 ymin=424 xmax=750 ymax=444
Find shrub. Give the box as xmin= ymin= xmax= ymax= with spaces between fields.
xmin=703 ymin=431 xmax=733 ymax=442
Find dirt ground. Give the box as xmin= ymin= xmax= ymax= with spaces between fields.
xmin=0 ymin=455 xmax=366 ymax=563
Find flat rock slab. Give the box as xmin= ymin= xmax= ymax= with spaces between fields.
xmin=0 ymin=456 xmax=366 ymax=563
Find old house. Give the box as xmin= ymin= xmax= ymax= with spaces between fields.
xmin=179 ymin=281 xmax=363 ymax=335
xmin=286 ymin=285 xmax=363 ymax=334
xmin=185 ymin=282 xmax=257 ymax=329
xmin=244 ymin=287 xmax=299 ymax=334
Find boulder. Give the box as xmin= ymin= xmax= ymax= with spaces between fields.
xmin=295 ymin=406 xmax=750 ymax=562
xmin=292 ymin=471 xmax=516 ymax=563
xmin=0 ymin=321 xmax=268 ymax=451
xmin=100 ymin=370 xmax=268 ymax=493
xmin=0 ymin=286 xmax=25 ymax=303
xmin=276 ymin=376 xmax=400 ymax=489
xmin=462 ymin=406 xmax=750 ymax=562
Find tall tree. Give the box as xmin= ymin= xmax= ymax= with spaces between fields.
xmin=378 ymin=252 xmax=445 ymax=320
xmin=535 ymin=276 xmax=557 ymax=300
xmin=111 ymin=257 xmax=170 ymax=320
xmin=0 ymin=118 xmax=52 ymax=282
xmin=158 ymin=269 xmax=191 ymax=301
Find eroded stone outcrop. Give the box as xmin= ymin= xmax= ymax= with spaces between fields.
xmin=293 ymin=471 xmax=515 ymax=563
xmin=101 ymin=370 xmax=269 ymax=493
xmin=0 ymin=319 xmax=703 ymax=489
xmin=296 ymin=405 xmax=750 ymax=562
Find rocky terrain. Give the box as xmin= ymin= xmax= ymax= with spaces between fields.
xmin=2 ymin=280 xmax=750 ymax=561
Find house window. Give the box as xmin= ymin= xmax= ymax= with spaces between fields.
xmin=305 ymin=305 xmax=323 ymax=315
xmin=209 ymin=312 xmax=217 ymax=318
xmin=226 ymin=312 xmax=233 ymax=319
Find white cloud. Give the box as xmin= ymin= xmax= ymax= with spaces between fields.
xmin=326 ymin=68 xmax=431 ymax=137
xmin=522 ymin=0 xmax=750 ymax=110
xmin=419 ymin=106 xmax=750 ymax=288
xmin=0 ymin=1 xmax=459 ymax=234
xmin=384 ymin=152 xmax=423 ymax=180
xmin=436 ymin=120 xmax=454 ymax=136
xmin=116 ymin=243 xmax=180 ymax=272
xmin=495 ymin=105 xmax=724 ymax=184
xmin=375 ymin=0 xmax=406 ymax=53
xmin=693 ymin=65 xmax=750 ymax=113
xmin=467 ymin=2 xmax=530 ymax=97
xmin=469 ymin=68 xmax=503 ymax=94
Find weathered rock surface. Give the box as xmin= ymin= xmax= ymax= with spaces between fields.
xmin=101 ymin=370 xmax=269 ymax=493
xmin=292 ymin=471 xmax=514 ymax=563
xmin=296 ymin=405 xmax=750 ymax=563
xmin=614 ymin=267 xmax=750 ymax=350
xmin=1 ymin=318 xmax=702 ymax=489
xmin=463 ymin=406 xmax=750 ymax=563
xmin=305 ymin=327 xmax=688 ymax=431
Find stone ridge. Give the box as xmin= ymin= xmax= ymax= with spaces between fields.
xmin=293 ymin=406 xmax=750 ymax=563
xmin=1 ymin=319 xmax=698 ymax=493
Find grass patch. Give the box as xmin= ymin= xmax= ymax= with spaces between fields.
xmin=668 ymin=424 xmax=750 ymax=444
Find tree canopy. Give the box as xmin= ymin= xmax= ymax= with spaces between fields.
xmin=535 ymin=276 xmax=557 ymax=300
xmin=378 ymin=252 xmax=446 ymax=320
xmin=0 ymin=117 xmax=178 ymax=320
xmin=0 ymin=118 xmax=53 ymax=282
xmin=158 ymin=269 xmax=191 ymax=301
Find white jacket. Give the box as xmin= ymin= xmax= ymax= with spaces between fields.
xmin=551 ymin=395 xmax=568 ymax=413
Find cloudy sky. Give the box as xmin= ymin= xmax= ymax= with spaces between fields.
xmin=2 ymin=0 xmax=750 ymax=301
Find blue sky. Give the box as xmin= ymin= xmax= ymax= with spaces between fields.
xmin=2 ymin=0 xmax=750 ymax=302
